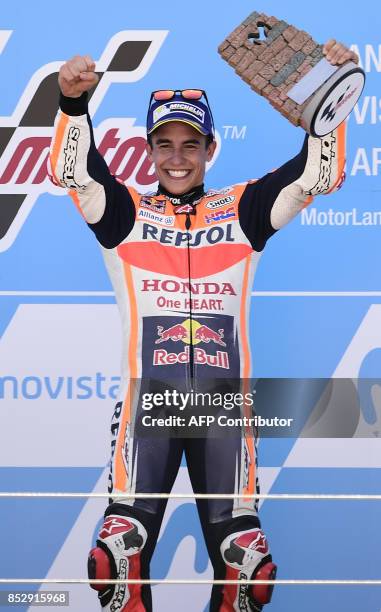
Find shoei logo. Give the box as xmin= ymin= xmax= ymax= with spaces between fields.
xmin=0 ymin=29 xmax=169 ymax=252
xmin=205 ymin=195 xmax=235 ymax=209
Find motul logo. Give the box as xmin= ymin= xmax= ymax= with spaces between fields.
xmin=0 ymin=30 xmax=169 ymax=252
xmin=0 ymin=125 xmax=157 ymax=188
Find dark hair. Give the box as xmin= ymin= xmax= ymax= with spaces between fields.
xmin=146 ymin=132 xmax=214 ymax=149
xmin=205 ymin=134 xmax=214 ymax=148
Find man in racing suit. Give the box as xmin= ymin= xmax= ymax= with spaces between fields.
xmin=49 ymin=40 xmax=358 ymax=611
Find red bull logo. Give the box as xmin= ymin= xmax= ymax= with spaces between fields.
xmin=155 ymin=318 xmax=226 ymax=345
xmin=155 ymin=324 xmax=188 ymax=343
xmin=153 ymin=318 xmax=229 ymax=368
xmin=139 ymin=197 xmax=166 ymax=213
xmin=153 ymin=345 xmax=229 ymax=369
xmin=194 ymin=325 xmax=226 ymax=346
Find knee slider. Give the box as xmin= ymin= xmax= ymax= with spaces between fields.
xmin=88 ymin=515 xmax=147 ymax=606
xmin=220 ymin=528 xmax=277 ymax=606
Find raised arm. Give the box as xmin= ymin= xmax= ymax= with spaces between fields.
xmin=238 ymin=40 xmax=358 ymax=252
xmin=49 ymin=55 xmax=136 ymax=248
xmin=238 ymin=124 xmax=346 ymax=251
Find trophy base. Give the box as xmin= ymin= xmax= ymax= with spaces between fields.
xmin=300 ymin=61 xmax=365 ymax=136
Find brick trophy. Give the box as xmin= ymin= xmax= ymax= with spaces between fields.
xmin=218 ymin=11 xmax=365 ymax=136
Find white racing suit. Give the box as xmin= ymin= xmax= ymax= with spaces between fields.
xmin=49 ymin=92 xmax=346 ymax=610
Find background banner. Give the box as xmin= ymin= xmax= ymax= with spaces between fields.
xmin=0 ymin=1 xmax=380 ymax=610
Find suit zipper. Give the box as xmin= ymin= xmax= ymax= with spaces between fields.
xmin=185 ymin=212 xmax=195 ymax=389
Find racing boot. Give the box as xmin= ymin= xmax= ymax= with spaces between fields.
xmin=88 ymin=514 xmax=147 ymax=611
xmin=220 ymin=528 xmax=277 ymax=611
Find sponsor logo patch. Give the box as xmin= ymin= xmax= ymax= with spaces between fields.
xmin=62 ymin=126 xmax=86 ymax=191
xmin=205 ymin=186 xmax=234 ymax=196
xmin=153 ymin=318 xmax=228 ymax=368
xmin=139 ymin=197 xmax=166 ymax=213
xmin=306 ymin=133 xmax=336 ymax=195
xmin=174 ymin=203 xmax=195 ymax=214
xmin=99 ymin=516 xmax=135 ymax=539
xmin=205 ymin=195 xmax=235 ymax=210
xmin=142 ymin=314 xmax=240 ymax=377
xmin=137 ymin=209 xmax=174 ymax=226
xmin=153 ymin=101 xmax=205 ymax=124
xmin=142 ymin=222 xmax=235 ymax=246
xmin=155 ymin=318 xmax=226 ymax=346
xmin=141 ymin=279 xmax=236 ymax=295
xmin=141 ymin=279 xmax=236 ymax=313
xmin=111 ymin=558 xmax=127 ymax=611
xmin=153 ymin=345 xmax=229 ymax=369
xmin=237 ymin=529 xmax=268 ymax=555
xmin=313 ymin=71 xmax=365 ymax=137
xmin=204 ymin=206 xmax=236 ymax=224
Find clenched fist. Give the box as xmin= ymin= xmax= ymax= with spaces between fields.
xmin=58 ymin=55 xmax=99 ymax=98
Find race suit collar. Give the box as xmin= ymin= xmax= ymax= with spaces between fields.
xmin=156 ymin=183 xmax=205 ymax=206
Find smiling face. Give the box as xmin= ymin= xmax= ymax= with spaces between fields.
xmin=146 ymin=122 xmax=216 ymax=195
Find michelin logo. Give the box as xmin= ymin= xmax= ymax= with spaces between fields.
xmin=153 ymin=102 xmax=205 ymax=124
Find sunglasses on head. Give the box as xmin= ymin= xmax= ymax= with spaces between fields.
xmin=147 ymin=89 xmax=215 ymax=135
xmin=152 ymin=89 xmax=206 ymax=101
